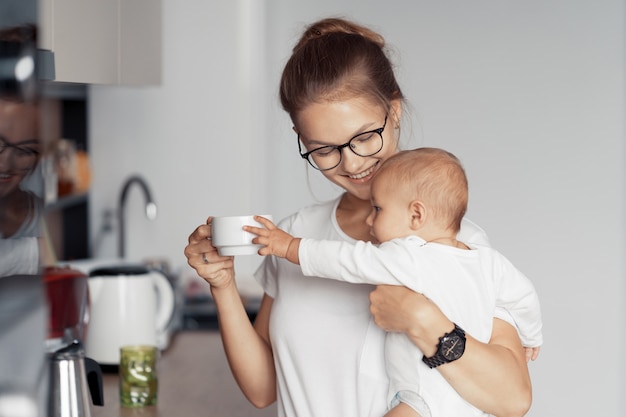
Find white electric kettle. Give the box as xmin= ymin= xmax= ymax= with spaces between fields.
xmin=85 ymin=265 xmax=175 ymax=365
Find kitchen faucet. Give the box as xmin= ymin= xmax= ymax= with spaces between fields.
xmin=118 ymin=175 xmax=157 ymax=258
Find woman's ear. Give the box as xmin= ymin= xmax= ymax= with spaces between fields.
xmin=390 ymin=99 xmax=403 ymax=129
xmin=409 ymin=200 xmax=426 ymax=230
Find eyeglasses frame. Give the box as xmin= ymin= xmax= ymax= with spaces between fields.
xmin=297 ymin=114 xmax=388 ymax=171
xmin=0 ymin=135 xmax=40 ymax=158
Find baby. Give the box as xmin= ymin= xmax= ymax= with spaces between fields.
xmin=247 ymin=147 xmax=542 ymax=417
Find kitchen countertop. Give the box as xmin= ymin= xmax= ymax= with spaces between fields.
xmin=91 ymin=331 xmax=276 ymax=417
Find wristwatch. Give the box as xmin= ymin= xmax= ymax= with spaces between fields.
xmin=422 ymin=323 xmax=466 ymax=369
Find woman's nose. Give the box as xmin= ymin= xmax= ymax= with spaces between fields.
xmin=0 ymin=149 xmax=22 ymax=170
xmin=339 ymin=146 xmax=363 ymax=171
xmin=0 ymin=149 xmax=11 ymax=165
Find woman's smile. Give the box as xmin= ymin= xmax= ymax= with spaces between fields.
xmin=345 ymin=160 xmax=380 ymax=182
xmin=0 ymin=170 xmax=20 ymax=182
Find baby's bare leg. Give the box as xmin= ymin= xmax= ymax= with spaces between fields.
xmin=384 ymin=402 xmax=422 ymax=417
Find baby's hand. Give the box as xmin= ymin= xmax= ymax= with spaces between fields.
xmin=244 ymin=215 xmax=295 ymax=258
xmin=524 ymin=346 xmax=540 ymax=362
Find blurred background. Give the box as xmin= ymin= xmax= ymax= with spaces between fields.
xmin=1 ymin=0 xmax=624 ymax=416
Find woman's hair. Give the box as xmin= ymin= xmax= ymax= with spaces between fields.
xmin=279 ymin=17 xmax=404 ymax=120
xmin=379 ymin=148 xmax=469 ymax=232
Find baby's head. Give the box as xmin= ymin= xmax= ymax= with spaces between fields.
xmin=374 ymin=147 xmax=468 ymax=234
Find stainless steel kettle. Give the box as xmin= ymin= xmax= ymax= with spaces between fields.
xmin=48 ymin=340 xmax=103 ymax=417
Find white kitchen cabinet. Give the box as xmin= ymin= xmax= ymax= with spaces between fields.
xmin=38 ymin=0 xmax=161 ymax=85
xmin=119 ymin=0 xmax=161 ymax=85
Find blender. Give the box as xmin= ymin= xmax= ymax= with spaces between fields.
xmin=43 ymin=266 xmax=103 ymax=417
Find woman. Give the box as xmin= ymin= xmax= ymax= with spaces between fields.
xmin=0 ymin=97 xmax=45 ymax=276
xmin=185 ymin=17 xmax=531 ymax=417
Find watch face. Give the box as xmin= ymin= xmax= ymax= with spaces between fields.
xmin=441 ymin=334 xmax=465 ymax=361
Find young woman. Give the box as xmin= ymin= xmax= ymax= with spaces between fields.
xmin=0 ymin=97 xmax=45 ymax=276
xmin=184 ymin=17 xmax=532 ymax=417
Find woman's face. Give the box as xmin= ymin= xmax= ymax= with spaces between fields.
xmin=294 ymin=97 xmax=400 ymax=202
xmin=0 ymin=100 xmax=40 ymax=198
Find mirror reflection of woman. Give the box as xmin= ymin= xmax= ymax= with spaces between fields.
xmin=0 ymin=97 xmax=44 ymax=275
xmin=185 ymin=17 xmax=532 ymax=417
xmin=0 ymin=99 xmax=41 ymax=236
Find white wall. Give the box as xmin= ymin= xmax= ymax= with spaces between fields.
xmin=89 ymin=0 xmax=625 ymax=415
xmin=88 ymin=0 xmax=269 ymax=271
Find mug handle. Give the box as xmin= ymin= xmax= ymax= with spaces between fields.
xmin=151 ymin=272 xmax=175 ymax=337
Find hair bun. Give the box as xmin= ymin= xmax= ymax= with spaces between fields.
xmin=295 ymin=17 xmax=385 ymax=52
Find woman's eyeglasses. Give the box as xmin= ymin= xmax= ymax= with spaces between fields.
xmin=298 ymin=115 xmax=387 ymax=171
xmin=0 ymin=136 xmax=40 ymax=168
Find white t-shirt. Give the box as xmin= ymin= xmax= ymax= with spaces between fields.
xmin=299 ymin=235 xmax=543 ymax=416
xmin=255 ymin=196 xmax=492 ymax=417
xmin=0 ymin=191 xmax=42 ymax=277
xmin=0 ymin=239 xmax=39 ymax=276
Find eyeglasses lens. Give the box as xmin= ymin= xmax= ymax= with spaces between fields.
xmin=307 ymin=131 xmax=383 ymax=171
xmin=0 ymin=140 xmax=40 ymax=169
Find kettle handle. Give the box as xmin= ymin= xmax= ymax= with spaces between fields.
xmin=84 ymin=357 xmax=104 ymax=406
xmin=151 ymin=272 xmax=175 ymax=335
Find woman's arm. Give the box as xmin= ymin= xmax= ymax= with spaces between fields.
xmin=213 ymin=288 xmax=276 ymax=408
xmin=369 ymin=285 xmax=531 ymax=417
xmin=185 ymin=218 xmax=276 ymax=408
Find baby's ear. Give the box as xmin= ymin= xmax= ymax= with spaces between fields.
xmin=409 ymin=200 xmax=426 ymax=230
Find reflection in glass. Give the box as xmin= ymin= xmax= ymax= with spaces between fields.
xmin=0 ymin=11 xmax=49 ymax=417
xmin=0 ymin=98 xmax=42 ymax=256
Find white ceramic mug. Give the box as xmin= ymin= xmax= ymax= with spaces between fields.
xmin=211 ymin=215 xmax=273 ymax=256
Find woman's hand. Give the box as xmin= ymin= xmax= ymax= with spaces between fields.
xmin=184 ymin=216 xmax=236 ymax=289
xmin=369 ymin=285 xmax=451 ymax=356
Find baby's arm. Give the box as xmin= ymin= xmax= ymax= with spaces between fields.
xmin=525 ymin=347 xmax=540 ymax=362
xmin=247 ymin=216 xmax=412 ymax=287
xmin=490 ymin=249 xmax=543 ymax=352
xmin=245 ymin=215 xmax=301 ymax=264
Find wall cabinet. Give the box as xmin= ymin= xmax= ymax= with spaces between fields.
xmin=38 ymin=0 xmax=161 ymax=85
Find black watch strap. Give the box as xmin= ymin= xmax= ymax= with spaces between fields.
xmin=422 ymin=323 xmax=466 ymax=369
